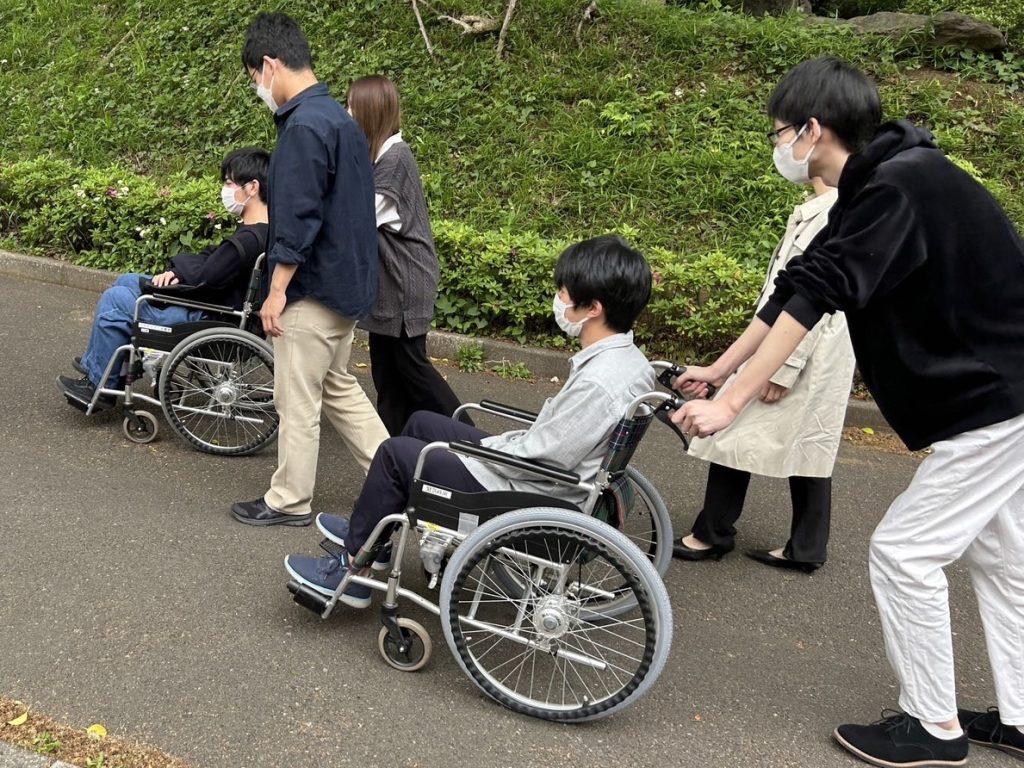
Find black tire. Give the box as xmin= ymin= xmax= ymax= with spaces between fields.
xmin=158 ymin=328 xmax=278 ymax=455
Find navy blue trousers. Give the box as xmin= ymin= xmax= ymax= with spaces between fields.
xmin=347 ymin=410 xmax=489 ymax=555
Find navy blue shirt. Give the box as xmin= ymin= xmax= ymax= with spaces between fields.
xmin=266 ymin=83 xmax=378 ymax=320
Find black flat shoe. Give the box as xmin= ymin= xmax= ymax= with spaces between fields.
xmin=73 ymin=356 xmax=87 ymax=375
xmin=745 ymin=548 xmax=822 ymax=573
xmin=672 ymin=538 xmax=729 ymax=561
xmin=231 ymin=498 xmax=312 ymax=527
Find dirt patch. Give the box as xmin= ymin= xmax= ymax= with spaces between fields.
xmin=0 ymin=696 xmax=191 ymax=768
xmin=842 ymin=426 xmax=931 ymax=457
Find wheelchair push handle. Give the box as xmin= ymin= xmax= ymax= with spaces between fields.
xmin=652 ymin=362 xmax=717 ymax=400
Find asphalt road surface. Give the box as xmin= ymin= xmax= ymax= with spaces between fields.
xmin=0 ymin=274 xmax=1006 ymax=768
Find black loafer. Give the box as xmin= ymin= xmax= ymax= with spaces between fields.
xmin=746 ymin=548 xmax=822 ymax=573
xmin=231 ymin=498 xmax=311 ymax=527
xmin=672 ymin=538 xmax=729 ymax=561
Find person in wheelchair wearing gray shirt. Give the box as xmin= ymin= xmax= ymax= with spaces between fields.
xmin=285 ymin=234 xmax=657 ymax=608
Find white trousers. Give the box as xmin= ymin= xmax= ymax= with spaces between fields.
xmin=265 ymin=299 xmax=389 ymax=515
xmin=869 ymin=411 xmax=1024 ymax=725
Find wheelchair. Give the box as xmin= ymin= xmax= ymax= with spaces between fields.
xmin=287 ymin=387 xmax=687 ymax=722
xmin=61 ymin=255 xmax=278 ymax=455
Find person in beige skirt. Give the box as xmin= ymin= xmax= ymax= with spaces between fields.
xmin=673 ymin=173 xmax=855 ymax=571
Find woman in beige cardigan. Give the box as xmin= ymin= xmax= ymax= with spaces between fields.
xmin=673 ymin=175 xmax=855 ymax=571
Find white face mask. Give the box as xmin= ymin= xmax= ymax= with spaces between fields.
xmin=220 ymin=183 xmax=252 ymax=216
xmin=255 ymin=66 xmax=278 ymax=113
xmin=773 ymin=124 xmax=815 ymax=185
xmin=552 ymin=294 xmax=587 ymax=338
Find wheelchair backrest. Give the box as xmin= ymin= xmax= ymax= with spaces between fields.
xmin=590 ymin=406 xmax=659 ymax=529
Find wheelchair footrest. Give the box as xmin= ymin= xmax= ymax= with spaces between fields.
xmin=62 ymin=391 xmax=92 ymax=413
xmin=318 ymin=537 xmax=346 ymax=558
xmin=287 ymin=580 xmax=330 ymax=615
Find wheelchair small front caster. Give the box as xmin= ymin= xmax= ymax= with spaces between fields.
xmin=123 ymin=410 xmax=158 ymax=444
xmin=378 ymin=617 xmax=432 ymax=672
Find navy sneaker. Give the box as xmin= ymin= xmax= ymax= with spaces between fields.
xmin=315 ymin=513 xmax=392 ymax=571
xmin=283 ymin=552 xmax=372 ymax=609
xmin=833 ymin=711 xmax=967 ymax=767
xmin=958 ymin=707 xmax=1024 ymax=759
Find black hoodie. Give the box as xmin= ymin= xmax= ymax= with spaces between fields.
xmin=758 ymin=120 xmax=1024 ymax=450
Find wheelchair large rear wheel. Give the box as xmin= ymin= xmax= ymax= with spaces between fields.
xmin=440 ymin=508 xmax=671 ymax=722
xmin=159 ymin=328 xmax=278 ymax=456
xmin=486 ymin=467 xmax=672 ymax=618
xmin=622 ymin=466 xmax=673 ymax=578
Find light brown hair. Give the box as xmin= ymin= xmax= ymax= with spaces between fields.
xmin=346 ymin=75 xmax=402 ymax=163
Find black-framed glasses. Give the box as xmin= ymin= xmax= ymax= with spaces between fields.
xmin=767 ymin=124 xmax=797 ymax=146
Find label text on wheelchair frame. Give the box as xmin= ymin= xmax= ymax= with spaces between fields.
xmin=422 ymin=484 xmax=453 ymax=500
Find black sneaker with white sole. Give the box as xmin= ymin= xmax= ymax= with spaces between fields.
xmin=959 ymin=707 xmax=1024 ymax=760
xmin=833 ymin=711 xmax=967 ymax=767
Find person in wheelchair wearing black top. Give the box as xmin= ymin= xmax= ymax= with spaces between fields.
xmin=58 ymin=147 xmax=270 ymax=409
xmin=284 ymin=234 xmax=657 ymax=608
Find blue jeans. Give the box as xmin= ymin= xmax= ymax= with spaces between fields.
xmin=80 ymin=273 xmax=203 ymax=388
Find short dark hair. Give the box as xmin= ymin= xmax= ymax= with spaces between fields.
xmin=554 ymin=235 xmax=652 ymax=334
xmin=221 ymin=147 xmax=270 ymax=203
xmin=767 ymin=57 xmax=882 ymax=153
xmin=242 ymin=12 xmax=313 ymax=72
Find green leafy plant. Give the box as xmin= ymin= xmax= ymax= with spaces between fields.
xmin=455 ymin=343 xmax=485 ymax=373
xmin=32 ymin=731 xmax=61 ymax=755
xmin=85 ymin=754 xmax=107 ymax=768
xmin=491 ymin=359 xmax=533 ymax=380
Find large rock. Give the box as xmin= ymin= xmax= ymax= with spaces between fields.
xmin=846 ymin=11 xmax=1005 ymax=52
xmin=930 ymin=12 xmax=1006 ymax=52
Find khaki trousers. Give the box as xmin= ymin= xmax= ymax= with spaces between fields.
xmin=265 ymin=298 xmax=389 ymax=515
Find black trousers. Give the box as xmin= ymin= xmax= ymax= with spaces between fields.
xmin=691 ymin=462 xmax=832 ymax=563
xmin=368 ymin=330 xmax=467 ymax=437
xmin=347 ymin=411 xmax=490 ymax=556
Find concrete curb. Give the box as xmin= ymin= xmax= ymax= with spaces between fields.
xmin=0 ymin=742 xmax=78 ymax=768
xmin=0 ymin=249 xmax=891 ymax=431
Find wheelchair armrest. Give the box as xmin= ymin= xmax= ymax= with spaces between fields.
xmin=137 ymin=280 xmax=239 ymax=316
xmin=140 ymin=279 xmax=205 ymax=297
xmin=447 ymin=440 xmax=580 ymax=485
xmin=454 ymin=400 xmax=539 ymax=426
xmin=477 ymin=400 xmax=539 ymax=423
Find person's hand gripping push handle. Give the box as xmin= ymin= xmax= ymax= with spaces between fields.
xmin=666 ymin=364 xmax=738 ymax=440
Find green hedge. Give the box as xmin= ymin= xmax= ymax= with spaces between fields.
xmin=0 ymin=157 xmax=761 ymax=362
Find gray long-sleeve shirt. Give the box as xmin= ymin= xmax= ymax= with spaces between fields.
xmin=460 ymin=332 xmax=656 ymax=505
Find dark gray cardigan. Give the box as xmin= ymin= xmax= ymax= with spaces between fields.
xmin=358 ymin=140 xmax=440 ymax=337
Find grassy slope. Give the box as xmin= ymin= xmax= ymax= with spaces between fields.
xmin=0 ymin=0 xmax=1022 ymax=265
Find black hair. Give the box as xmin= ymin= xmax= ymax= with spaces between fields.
xmin=221 ymin=147 xmax=270 ymax=203
xmin=554 ymin=235 xmax=652 ymax=334
xmin=242 ymin=12 xmax=313 ymax=72
xmin=767 ymin=56 xmax=882 ymax=153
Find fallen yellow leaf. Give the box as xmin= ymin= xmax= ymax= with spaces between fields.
xmin=861 ymin=427 xmax=875 ymax=435
xmin=7 ymin=712 xmax=28 ymax=726
xmin=87 ymin=723 xmax=107 ymax=739
xmin=354 ymin=362 xmax=368 ymax=368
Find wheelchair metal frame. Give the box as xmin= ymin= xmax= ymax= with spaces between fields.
xmin=303 ymin=390 xmax=678 ymax=623
xmin=75 ymin=254 xmax=267 ymax=417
